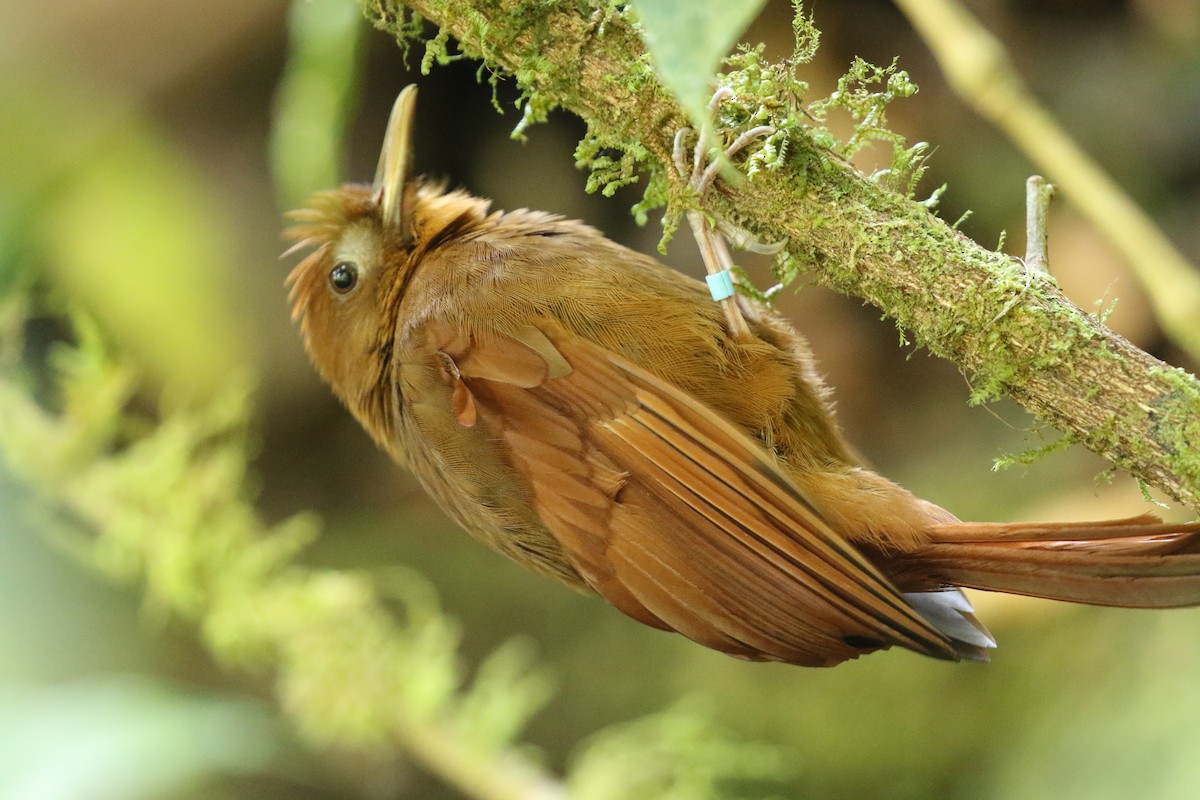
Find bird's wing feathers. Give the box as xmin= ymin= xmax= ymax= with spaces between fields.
xmin=431 ymin=319 xmax=961 ymax=667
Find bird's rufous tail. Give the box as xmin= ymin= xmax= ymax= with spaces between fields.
xmin=896 ymin=514 xmax=1200 ymax=608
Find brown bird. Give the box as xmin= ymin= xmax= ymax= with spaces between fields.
xmin=286 ymin=85 xmax=1200 ymax=667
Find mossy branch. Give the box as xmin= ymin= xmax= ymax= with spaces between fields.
xmin=0 ymin=336 xmax=567 ymax=800
xmin=0 ymin=314 xmax=781 ymax=799
xmin=894 ymin=0 xmax=1200 ymax=363
xmin=364 ymin=0 xmax=1200 ymax=509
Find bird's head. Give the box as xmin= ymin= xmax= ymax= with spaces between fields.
xmin=284 ymin=86 xmax=488 ymax=438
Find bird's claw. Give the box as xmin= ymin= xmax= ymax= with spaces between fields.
xmin=673 ymin=90 xmax=778 ymax=340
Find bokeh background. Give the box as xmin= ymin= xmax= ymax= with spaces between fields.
xmin=4 ymin=0 xmax=1200 ymax=797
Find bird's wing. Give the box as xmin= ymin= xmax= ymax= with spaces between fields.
xmin=428 ymin=319 xmax=961 ymax=667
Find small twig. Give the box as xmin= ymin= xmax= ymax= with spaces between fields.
xmin=1024 ymin=175 xmax=1053 ymax=274
xmin=988 ymin=175 xmax=1054 ymax=325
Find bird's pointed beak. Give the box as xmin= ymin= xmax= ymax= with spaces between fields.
xmin=373 ymin=84 xmax=418 ymax=245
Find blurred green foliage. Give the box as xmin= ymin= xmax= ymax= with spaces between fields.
xmin=0 ymin=76 xmax=250 ymax=395
xmin=0 ymin=296 xmax=781 ymax=799
xmin=272 ymin=0 xmax=368 ymax=209
xmin=0 ymin=677 xmax=283 ymax=800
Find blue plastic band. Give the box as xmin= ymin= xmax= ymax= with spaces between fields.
xmin=706 ymin=270 xmax=735 ymax=302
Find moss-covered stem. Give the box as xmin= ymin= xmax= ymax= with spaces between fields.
xmin=395 ymin=725 xmax=567 ymax=800
xmin=364 ymin=0 xmax=1200 ymax=509
xmin=893 ymin=0 xmax=1200 ymax=363
xmin=732 ymin=164 xmax=1200 ymax=507
xmin=0 ymin=355 xmax=568 ymax=800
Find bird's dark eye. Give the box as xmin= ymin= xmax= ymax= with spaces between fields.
xmin=329 ymin=261 xmax=359 ymax=294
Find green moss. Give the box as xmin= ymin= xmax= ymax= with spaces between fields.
xmin=420 ymin=27 xmax=454 ymax=72
xmin=789 ymin=0 xmax=821 ymax=64
xmin=1079 ymin=411 xmax=1150 ymax=476
xmin=361 ymin=1 xmax=427 ymax=61
xmin=805 ymin=56 xmax=928 ymax=196
xmin=1147 ymin=366 xmax=1200 ymax=487
xmin=993 ymin=432 xmax=1076 ymax=471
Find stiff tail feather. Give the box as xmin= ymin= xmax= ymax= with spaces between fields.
xmin=903 ymin=514 xmax=1200 ymax=608
xmin=904 ymin=589 xmax=997 ymax=662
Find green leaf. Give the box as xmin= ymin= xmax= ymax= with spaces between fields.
xmin=271 ymin=0 xmax=368 ymax=209
xmin=631 ymin=0 xmax=770 ymax=126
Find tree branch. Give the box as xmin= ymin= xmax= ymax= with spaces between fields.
xmin=893 ymin=0 xmax=1200 ymax=363
xmin=364 ymin=0 xmax=1200 ymax=509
